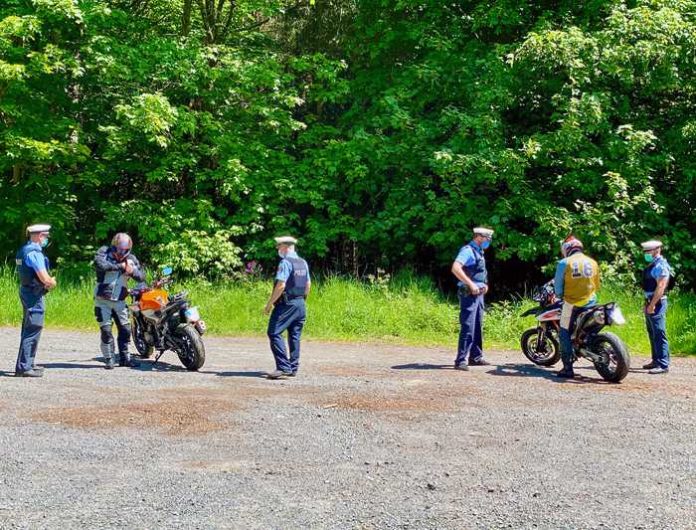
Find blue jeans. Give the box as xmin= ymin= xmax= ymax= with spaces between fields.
xmin=558 ymin=302 xmax=594 ymax=370
xmin=16 ymin=287 xmax=46 ymax=373
xmin=267 ymin=298 xmax=306 ymax=373
xmin=645 ymin=298 xmax=669 ymax=369
xmin=455 ymin=294 xmax=484 ymax=366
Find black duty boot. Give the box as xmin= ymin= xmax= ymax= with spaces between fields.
xmin=557 ymin=365 xmax=575 ymax=379
xmin=105 ymin=357 xmax=115 ymax=370
xmin=119 ymin=351 xmax=140 ymax=368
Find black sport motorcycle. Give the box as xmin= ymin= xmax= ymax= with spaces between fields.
xmin=520 ymin=281 xmax=631 ymax=383
xmin=129 ymin=267 xmax=206 ymax=371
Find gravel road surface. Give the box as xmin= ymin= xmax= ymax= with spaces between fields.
xmin=0 ymin=328 xmax=694 ymax=529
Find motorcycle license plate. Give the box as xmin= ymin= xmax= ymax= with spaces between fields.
xmin=610 ymin=305 xmax=626 ymax=325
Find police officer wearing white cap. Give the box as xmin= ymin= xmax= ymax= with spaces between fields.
xmin=264 ymin=236 xmax=311 ymax=379
xmin=451 ymin=227 xmax=494 ymax=370
xmin=640 ymin=240 xmax=672 ymax=374
xmin=14 ymin=224 xmax=57 ymax=377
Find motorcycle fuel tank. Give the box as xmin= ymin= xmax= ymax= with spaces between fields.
xmin=140 ymin=289 xmax=169 ymax=311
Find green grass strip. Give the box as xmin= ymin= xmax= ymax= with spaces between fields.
xmin=1 ymin=268 xmax=694 ymax=355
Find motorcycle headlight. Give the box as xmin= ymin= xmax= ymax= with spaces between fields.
xmin=184 ymin=306 xmax=200 ymax=323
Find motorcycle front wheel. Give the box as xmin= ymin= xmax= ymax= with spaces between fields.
xmin=520 ymin=327 xmax=561 ymax=366
xmin=590 ymin=332 xmax=630 ymax=383
xmin=174 ymin=324 xmax=206 ymax=371
xmin=131 ymin=316 xmax=154 ymax=358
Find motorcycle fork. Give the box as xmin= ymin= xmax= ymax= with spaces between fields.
xmin=535 ymin=323 xmax=547 ymax=350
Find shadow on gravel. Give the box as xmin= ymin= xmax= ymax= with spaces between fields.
xmin=489 ymin=363 xmax=611 ymax=384
xmin=138 ymin=360 xmax=188 ymax=372
xmin=41 ymin=362 xmax=104 ymax=370
xmin=391 ymin=363 xmax=453 ymax=370
xmin=209 ymin=370 xmax=267 ymax=378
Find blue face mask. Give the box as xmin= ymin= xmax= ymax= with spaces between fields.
xmin=40 ymin=237 xmax=49 ymax=249
xmin=481 ymin=240 xmax=491 ymax=250
xmin=644 ymin=253 xmax=655 ymax=264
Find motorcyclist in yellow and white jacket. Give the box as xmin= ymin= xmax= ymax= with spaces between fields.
xmin=554 ymin=236 xmax=600 ymax=378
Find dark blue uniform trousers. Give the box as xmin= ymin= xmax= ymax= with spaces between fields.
xmin=455 ymin=293 xmax=485 ymax=366
xmin=16 ymin=287 xmax=46 ymax=373
xmin=267 ymin=298 xmax=306 ymax=374
xmin=646 ymin=298 xmax=670 ymax=369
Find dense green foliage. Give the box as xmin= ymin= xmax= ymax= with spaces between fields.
xmin=1 ymin=0 xmax=695 ymax=289
xmin=1 ymin=268 xmax=694 ymax=354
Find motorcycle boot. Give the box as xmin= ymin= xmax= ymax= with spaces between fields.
xmin=119 ymin=350 xmax=141 ymax=368
xmin=100 ymin=332 xmax=116 ymax=370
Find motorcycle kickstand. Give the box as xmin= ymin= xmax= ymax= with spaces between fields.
xmin=154 ymin=350 xmax=166 ymax=364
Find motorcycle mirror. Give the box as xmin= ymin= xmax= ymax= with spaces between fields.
xmin=162 ymin=266 xmax=173 ymax=276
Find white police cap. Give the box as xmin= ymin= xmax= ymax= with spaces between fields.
xmin=274 ymin=235 xmax=298 ymax=245
xmin=641 ymin=240 xmax=662 ymax=251
xmin=27 ymin=224 xmax=51 ymax=234
xmin=473 ymin=227 xmax=494 ymax=238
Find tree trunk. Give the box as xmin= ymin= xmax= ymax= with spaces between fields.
xmin=181 ymin=0 xmax=193 ymax=37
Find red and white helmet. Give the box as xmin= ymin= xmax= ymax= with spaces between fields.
xmin=560 ymin=235 xmax=583 ymax=258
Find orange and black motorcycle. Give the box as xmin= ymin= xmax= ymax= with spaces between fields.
xmin=129 ymin=267 xmax=206 ymax=371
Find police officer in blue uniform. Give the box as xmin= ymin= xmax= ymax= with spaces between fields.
xmin=15 ymin=224 xmax=57 ymax=377
xmin=264 ymin=236 xmax=311 ymax=380
xmin=451 ymin=227 xmax=494 ymax=370
xmin=640 ymin=240 xmax=672 ymax=374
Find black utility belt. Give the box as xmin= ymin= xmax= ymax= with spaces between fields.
xmin=279 ymin=294 xmax=306 ymax=303
xmin=20 ymin=281 xmax=42 ymax=289
xmin=458 ymin=285 xmax=486 ymax=295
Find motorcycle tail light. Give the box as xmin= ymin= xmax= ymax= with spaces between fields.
xmin=593 ymin=309 xmax=606 ymax=326
xmin=581 ymin=310 xmax=604 ymax=328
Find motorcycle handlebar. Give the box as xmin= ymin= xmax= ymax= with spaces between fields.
xmin=153 ymin=276 xmax=173 ymax=289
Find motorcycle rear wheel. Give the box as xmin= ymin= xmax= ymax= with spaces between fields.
xmin=591 ymin=332 xmax=630 ymax=383
xmin=174 ymin=324 xmax=206 ymax=371
xmin=521 ymin=327 xmax=561 ymax=366
xmin=131 ymin=317 xmax=154 ymax=358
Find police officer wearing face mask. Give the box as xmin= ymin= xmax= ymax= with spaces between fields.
xmin=640 ymin=240 xmax=672 ymax=374
xmin=14 ymin=224 xmax=57 ymax=377
xmin=451 ymin=227 xmax=494 ymax=370
xmin=94 ymin=233 xmax=146 ymax=369
xmin=264 ymin=236 xmax=311 ymax=380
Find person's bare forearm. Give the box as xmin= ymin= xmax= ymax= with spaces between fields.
xmin=451 ymin=262 xmax=478 ymax=292
xmin=268 ymin=282 xmax=285 ymax=306
xmin=305 ymin=281 xmax=311 ymax=297
xmin=649 ymin=278 xmax=667 ymax=307
xmin=36 ymin=270 xmax=56 ymax=290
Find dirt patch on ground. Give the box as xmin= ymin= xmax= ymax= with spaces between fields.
xmin=34 ymin=397 xmax=233 ymax=436
xmin=32 ymin=383 xmax=318 ymax=435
